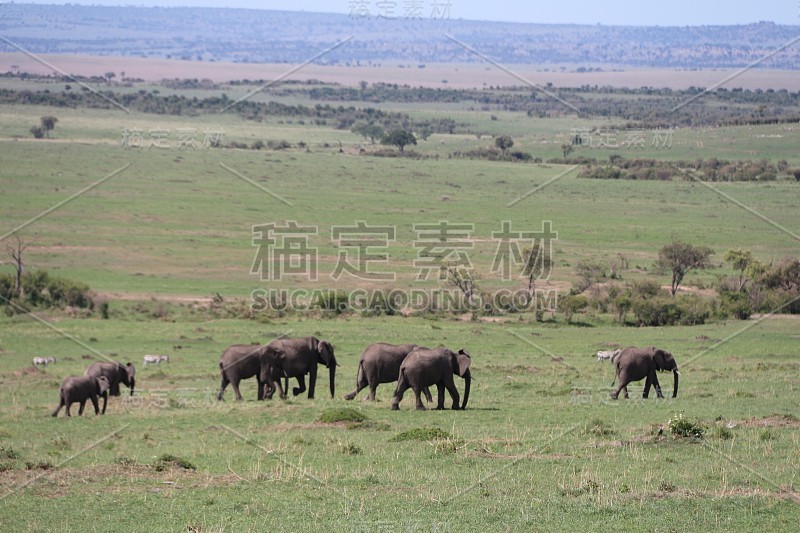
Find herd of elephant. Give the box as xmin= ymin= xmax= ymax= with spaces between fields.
xmin=51 ymin=336 xmax=679 ymax=417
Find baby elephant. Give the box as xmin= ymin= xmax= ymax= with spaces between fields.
xmin=52 ymin=375 xmax=111 ymax=417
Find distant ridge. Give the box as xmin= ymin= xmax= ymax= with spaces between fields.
xmin=1 ymin=4 xmax=799 ymax=69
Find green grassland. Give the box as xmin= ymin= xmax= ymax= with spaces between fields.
xmin=1 ymin=78 xmax=799 ymax=530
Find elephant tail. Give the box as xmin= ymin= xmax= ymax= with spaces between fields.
xmin=355 ymin=360 xmax=365 ymax=387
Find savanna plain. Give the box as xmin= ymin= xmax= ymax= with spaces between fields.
xmin=0 ymin=69 xmax=799 ymax=531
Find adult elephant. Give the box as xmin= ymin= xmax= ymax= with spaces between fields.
xmin=261 ymin=336 xmax=337 ymax=400
xmin=610 ymin=346 xmax=679 ymax=400
xmin=52 ymin=375 xmax=111 ymax=417
xmin=85 ymin=361 xmax=135 ymax=414
xmin=343 ymin=342 xmax=432 ymax=402
xmin=217 ymin=343 xmax=308 ymax=401
xmin=391 ymin=347 xmax=471 ymax=411
xmin=217 ymin=344 xmax=271 ymax=401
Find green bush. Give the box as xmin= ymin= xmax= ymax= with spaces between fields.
xmin=0 ymin=270 xmax=93 ymax=311
xmin=318 ymin=408 xmax=367 ymax=424
xmin=718 ymin=290 xmax=752 ymax=320
xmin=668 ymin=413 xmax=704 ymax=438
xmin=389 ymin=427 xmax=453 ymax=442
xmin=153 ymin=454 xmax=196 ymax=471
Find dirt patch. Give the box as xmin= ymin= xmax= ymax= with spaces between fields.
xmin=739 ymin=415 xmax=800 ymax=429
xmin=95 ymin=292 xmax=213 ymax=305
xmin=468 ymin=450 xmax=573 ymax=460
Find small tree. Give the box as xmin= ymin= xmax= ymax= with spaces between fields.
xmin=723 ymin=248 xmax=763 ymax=292
xmin=573 ymin=259 xmax=607 ymax=293
xmin=30 ymin=125 xmax=45 ymax=139
xmin=40 ymin=116 xmax=58 ymax=135
xmin=561 ymin=143 xmax=574 ymax=159
xmin=352 ymin=123 xmax=385 ymax=145
xmin=6 ymin=234 xmax=29 ymax=298
xmin=445 ymin=263 xmax=479 ymax=304
xmin=417 ymin=125 xmax=433 ymax=141
xmin=494 ymin=135 xmax=514 ymax=156
xmin=521 ymin=243 xmax=552 ymax=303
xmin=560 ymin=295 xmax=588 ymax=323
xmin=655 ymin=241 xmax=714 ymax=297
xmin=381 ymin=129 xmax=416 ymax=154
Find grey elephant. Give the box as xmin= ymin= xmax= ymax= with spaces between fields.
xmin=610 ymin=346 xmax=679 ymax=400
xmin=343 ymin=342 xmax=432 ymax=402
xmin=85 ymin=361 xmax=136 ymax=414
xmin=216 ymin=344 xmax=288 ymax=401
xmin=52 ymin=375 xmax=111 ymax=417
xmin=261 ymin=336 xmax=337 ymax=399
xmin=391 ymin=347 xmax=472 ymax=410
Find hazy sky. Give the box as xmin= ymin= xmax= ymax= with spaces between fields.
xmin=11 ymin=1 xmax=800 ymax=26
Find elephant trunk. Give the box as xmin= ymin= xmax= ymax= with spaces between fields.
xmin=672 ymin=369 xmax=679 ymax=398
xmin=329 ymin=357 xmax=336 ymax=398
xmin=461 ymin=369 xmax=471 ymax=409
xmin=129 ymin=377 xmax=135 ymax=396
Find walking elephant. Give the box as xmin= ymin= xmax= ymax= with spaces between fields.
xmin=217 ymin=343 xmax=307 ymax=401
xmin=391 ymin=347 xmax=471 ymax=411
xmin=217 ymin=344 xmax=271 ymax=401
xmin=343 ymin=342 xmax=432 ymax=402
xmin=610 ymin=346 xmax=679 ymax=400
xmin=260 ymin=336 xmax=337 ymax=399
xmin=85 ymin=361 xmax=135 ymax=414
xmin=52 ymin=375 xmax=111 ymax=417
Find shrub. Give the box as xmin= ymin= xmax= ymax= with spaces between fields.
xmin=560 ymin=295 xmax=588 ymax=323
xmin=389 ymin=428 xmax=453 ymax=442
xmin=718 ymin=290 xmax=752 ymax=320
xmin=668 ymin=413 xmax=704 ymax=438
xmin=153 ymin=454 xmax=196 ymax=471
xmin=318 ymin=408 xmax=367 ymax=424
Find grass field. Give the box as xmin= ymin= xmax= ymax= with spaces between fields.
xmin=1 ymin=72 xmax=799 ymax=531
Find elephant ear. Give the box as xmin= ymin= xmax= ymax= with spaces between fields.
xmin=454 ymin=349 xmax=472 ymax=377
xmin=260 ymin=343 xmax=284 ymax=365
xmin=652 ymin=349 xmax=667 ymax=370
xmin=96 ymin=376 xmax=111 ymax=395
xmin=126 ymin=362 xmax=136 ymax=379
xmin=317 ymin=340 xmax=335 ymax=367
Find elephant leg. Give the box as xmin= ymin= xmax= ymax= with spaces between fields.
xmin=78 ymin=400 xmax=86 ymax=416
xmin=391 ymin=374 xmax=410 ymax=410
xmin=423 ymin=387 xmax=433 ymax=403
xmin=294 ymin=375 xmax=308 ymax=397
xmin=611 ymin=379 xmax=628 ymax=400
xmin=217 ymin=373 xmax=229 ymax=401
xmin=66 ymin=401 xmax=72 ymax=417
xmin=444 ymin=377 xmax=461 ymax=410
xmin=256 ymin=378 xmax=265 ymax=401
xmin=91 ymin=395 xmax=100 ymax=415
xmin=643 ymin=375 xmax=652 ymax=399
xmin=435 ymin=383 xmax=446 ymax=410
xmin=414 ymin=388 xmax=427 ymax=410
xmin=306 ymin=367 xmax=316 ymax=399
xmin=52 ymin=397 xmax=64 ymax=417
xmin=367 ymin=382 xmax=378 ymax=401
xmin=652 ymin=372 xmax=663 ymax=398
xmin=345 ymin=364 xmax=369 ymax=401
xmin=101 ymin=392 xmax=108 ymax=414
xmin=344 ymin=382 xmax=366 ymax=401
xmin=230 ymin=379 xmax=244 ymax=401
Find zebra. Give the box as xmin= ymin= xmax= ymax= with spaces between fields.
xmin=33 ymin=356 xmax=56 ymax=366
xmin=596 ymin=349 xmax=621 ymax=362
xmin=143 ymin=354 xmax=169 ymax=366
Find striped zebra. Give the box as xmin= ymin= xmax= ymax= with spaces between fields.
xmin=596 ymin=349 xmax=621 ymax=362
xmin=143 ymin=354 xmax=169 ymax=366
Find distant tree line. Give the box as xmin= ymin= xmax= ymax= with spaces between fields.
xmin=581 ymin=156 xmax=799 ymax=182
